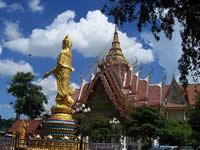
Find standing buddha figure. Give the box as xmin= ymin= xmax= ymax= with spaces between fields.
xmin=43 ymin=35 xmax=75 ymax=120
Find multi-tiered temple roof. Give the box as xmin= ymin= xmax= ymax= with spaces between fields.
xmin=72 ymin=25 xmax=167 ymax=117
xmin=72 ymin=24 xmax=200 ymax=120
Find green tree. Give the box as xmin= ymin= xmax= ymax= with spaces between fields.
xmin=103 ymin=0 xmax=200 ymax=87
xmin=7 ymin=72 xmax=48 ymax=120
xmin=74 ymin=114 xmax=122 ymax=143
xmin=0 ymin=118 xmax=15 ymax=132
xmin=124 ymin=105 xmax=168 ymax=145
xmin=89 ymin=115 xmax=112 ymax=143
xmin=188 ymin=90 xmax=200 ymax=133
xmin=74 ymin=114 xmax=93 ymax=150
xmin=74 ymin=114 xmax=93 ymax=137
xmin=165 ymin=119 xmax=193 ymax=146
xmin=188 ymin=90 xmax=200 ymax=147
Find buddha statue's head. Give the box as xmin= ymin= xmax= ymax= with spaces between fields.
xmin=62 ymin=34 xmax=72 ymax=50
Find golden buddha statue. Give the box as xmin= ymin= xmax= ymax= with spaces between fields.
xmin=43 ymin=35 xmax=75 ymax=120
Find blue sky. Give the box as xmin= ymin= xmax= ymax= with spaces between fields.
xmin=0 ymin=0 xmax=184 ymax=119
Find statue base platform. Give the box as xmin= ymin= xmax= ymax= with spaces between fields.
xmin=43 ymin=118 xmax=76 ymax=139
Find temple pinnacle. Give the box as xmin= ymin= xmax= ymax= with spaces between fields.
xmin=104 ymin=23 xmax=129 ymax=67
xmin=112 ymin=24 xmax=120 ymax=49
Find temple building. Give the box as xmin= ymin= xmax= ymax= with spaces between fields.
xmin=162 ymin=76 xmax=200 ymax=120
xmin=72 ymin=25 xmax=200 ymax=121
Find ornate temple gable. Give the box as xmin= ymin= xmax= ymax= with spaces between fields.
xmin=164 ymin=75 xmax=185 ymax=105
xmin=162 ymin=83 xmax=200 ymax=120
xmin=163 ymin=84 xmax=200 ymax=108
xmin=72 ymin=69 xmax=129 ymax=117
xmin=101 ymin=66 xmax=129 ymax=116
xmin=87 ymin=81 xmax=119 ymax=117
xmin=74 ymin=66 xmax=164 ymax=114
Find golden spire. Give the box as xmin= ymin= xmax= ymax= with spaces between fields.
xmin=112 ymin=24 xmax=120 ymax=48
xmin=105 ymin=24 xmax=129 ymax=66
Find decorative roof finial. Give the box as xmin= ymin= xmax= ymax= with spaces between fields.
xmin=112 ymin=24 xmax=120 ymax=49
xmin=113 ymin=0 xmax=119 ymax=44
xmin=101 ymin=0 xmax=130 ymax=68
xmin=115 ymin=23 xmax=118 ymax=32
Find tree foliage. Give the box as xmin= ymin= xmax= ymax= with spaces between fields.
xmin=124 ymin=105 xmax=168 ymax=142
xmin=74 ymin=114 xmax=93 ymax=137
xmin=165 ymin=119 xmax=192 ymax=146
xmin=0 ymin=118 xmax=15 ymax=132
xmin=188 ymin=90 xmax=200 ymax=133
xmin=103 ymin=0 xmax=200 ymax=87
xmin=187 ymin=90 xmax=200 ymax=146
xmin=74 ymin=114 xmax=122 ymax=143
xmin=7 ymin=72 xmax=48 ymax=119
xmin=124 ymin=105 xmax=193 ymax=146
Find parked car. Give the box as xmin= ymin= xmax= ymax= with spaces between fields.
xmin=149 ymin=145 xmax=178 ymax=150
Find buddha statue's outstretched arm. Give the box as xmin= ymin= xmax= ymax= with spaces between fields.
xmin=42 ymin=67 xmax=56 ymax=79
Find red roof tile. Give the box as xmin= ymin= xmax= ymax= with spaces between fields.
xmin=8 ymin=120 xmax=41 ymax=135
xmin=137 ymin=80 xmax=147 ymax=99
xmin=186 ymin=84 xmax=200 ymax=105
xmin=149 ymin=85 xmax=160 ymax=101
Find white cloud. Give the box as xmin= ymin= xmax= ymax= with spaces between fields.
xmin=0 ymin=0 xmax=24 ymax=11
xmin=43 ymin=95 xmax=56 ymax=112
xmin=4 ymin=22 xmax=23 ymax=40
xmin=29 ymin=0 xmax=44 ymax=12
xmin=0 ymin=59 xmax=34 ymax=76
xmin=141 ymin=20 xmax=182 ymax=83
xmin=33 ymin=76 xmax=80 ymax=112
xmin=33 ymin=76 xmax=57 ymax=111
xmin=3 ymin=10 xmax=154 ymax=64
xmin=71 ymin=82 xmax=80 ymax=90
xmin=33 ymin=76 xmax=57 ymax=96
xmin=119 ymin=33 xmax=153 ymax=64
